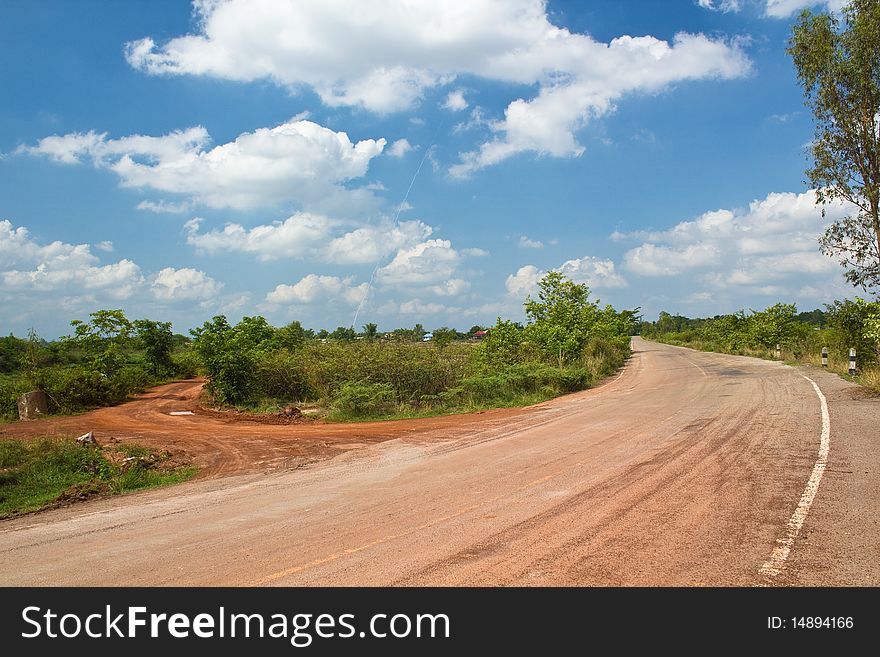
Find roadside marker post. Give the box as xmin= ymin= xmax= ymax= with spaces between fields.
xmin=849 ymin=348 xmax=857 ymax=376
xmin=821 ymin=347 xmax=828 ymax=368
xmin=776 ymin=344 xmax=781 ymax=360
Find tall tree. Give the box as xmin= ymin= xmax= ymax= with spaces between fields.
xmin=788 ymin=0 xmax=880 ymax=291
xmin=134 ymin=319 xmax=174 ymax=375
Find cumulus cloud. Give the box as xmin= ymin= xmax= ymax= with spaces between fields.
xmin=324 ymin=219 xmax=432 ymax=264
xmin=377 ymin=239 xmax=461 ymax=286
xmin=137 ymin=199 xmax=192 ymax=214
xmin=387 ymin=138 xmax=413 ymax=158
xmin=764 ymin=0 xmax=847 ymax=18
xmin=618 ymin=190 xmax=851 ymax=294
xmin=505 ymin=264 xmax=542 ymax=298
xmin=624 ymin=243 xmax=720 ymax=276
xmin=124 ymin=1 xmax=749 ymax=174
xmin=184 ymin=214 xmax=335 ymax=261
xmin=398 ymin=299 xmax=450 ymax=315
xmin=505 ymin=256 xmax=627 ymax=298
xmin=151 ymin=267 xmax=223 ymax=301
xmin=429 ymin=278 xmax=470 ymax=297
xmin=184 ymin=214 xmax=433 ymax=265
xmin=0 ymin=220 xmax=143 ymax=299
xmin=266 ymin=274 xmax=368 ymax=306
xmin=518 ymin=235 xmax=543 ymax=249
xmin=20 ymin=119 xmax=386 ymax=210
xmin=697 ymin=0 xmax=741 ymax=12
xmin=443 ymin=90 xmax=468 ymax=111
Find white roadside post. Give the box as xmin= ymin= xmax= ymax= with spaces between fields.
xmin=849 ymin=348 xmax=857 ymax=376
xmin=776 ymin=343 xmax=781 ymax=360
xmin=821 ymin=347 xmax=828 ymax=368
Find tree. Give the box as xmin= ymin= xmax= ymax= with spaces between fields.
xmin=362 ymin=323 xmax=379 ymax=340
xmin=431 ymin=326 xmax=457 ymax=349
xmin=190 ymin=315 xmax=275 ymax=405
xmin=329 ymin=326 xmax=357 ymax=342
xmin=66 ymin=309 xmax=133 ymax=377
xmin=133 ymin=319 xmax=174 ymax=375
xmin=275 ymin=320 xmax=308 ymax=350
xmin=524 ymin=271 xmax=602 ymax=366
xmin=788 ymin=0 xmax=880 ymax=291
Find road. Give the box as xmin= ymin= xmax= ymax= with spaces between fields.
xmin=1 ymin=338 xmax=877 ymax=586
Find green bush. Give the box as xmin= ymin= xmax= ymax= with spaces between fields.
xmin=331 ymin=382 xmax=396 ymax=418
xmin=171 ymin=349 xmax=201 ymax=379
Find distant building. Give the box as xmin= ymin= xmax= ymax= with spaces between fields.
xmin=472 ymin=330 xmax=488 ymax=340
xmin=422 ymin=332 xmax=433 ymax=342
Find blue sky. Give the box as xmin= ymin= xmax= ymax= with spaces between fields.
xmin=0 ymin=0 xmax=857 ymax=337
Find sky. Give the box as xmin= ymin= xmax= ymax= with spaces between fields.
xmin=0 ymin=0 xmax=860 ymax=338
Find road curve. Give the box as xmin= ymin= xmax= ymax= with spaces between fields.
xmin=1 ymin=338 xmax=878 ymax=586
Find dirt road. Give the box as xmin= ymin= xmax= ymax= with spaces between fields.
xmin=1 ymin=338 xmax=877 ymax=585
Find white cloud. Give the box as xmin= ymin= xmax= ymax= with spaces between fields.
xmin=185 ymin=214 xmax=433 ymax=265
xmin=399 ymin=299 xmax=450 ymax=315
xmin=388 ymin=138 xmax=413 ymax=158
xmin=377 ymin=239 xmax=461 ymax=286
xmin=266 ymin=274 xmax=368 ymax=306
xmin=429 ymin=278 xmax=470 ymax=297
xmin=151 ymin=267 xmax=224 ymax=301
xmin=324 ymin=219 xmax=432 ymax=264
xmin=124 ymin=1 xmax=749 ymax=174
xmin=557 ymin=256 xmax=628 ymax=288
xmin=443 ymin=89 xmax=468 ymax=111
xmin=461 ymin=247 xmax=489 ymax=257
xmin=505 ymin=256 xmax=627 ymax=298
xmin=764 ymin=0 xmax=847 ymax=18
xmin=137 ymin=199 xmax=192 ymax=214
xmin=95 ymin=241 xmax=114 ymax=252
xmin=518 ymin=235 xmax=544 ymax=249
xmin=506 ymin=264 xmax=542 ymax=298
xmin=619 ymin=189 xmax=852 ymax=292
xmin=21 ymin=119 xmax=386 ymax=210
xmin=0 ymin=220 xmax=143 ymax=299
xmin=449 ymin=32 xmax=750 ymax=177
xmin=698 ymin=0 xmax=742 ymax=12
xmin=624 ymin=243 xmax=720 ymax=276
xmin=185 ymin=213 xmax=335 ymax=261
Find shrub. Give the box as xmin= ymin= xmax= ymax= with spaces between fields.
xmin=331 ymin=382 xmax=396 ymax=418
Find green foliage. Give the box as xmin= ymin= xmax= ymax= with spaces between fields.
xmin=170 ymin=348 xmax=200 ymax=379
xmin=361 ymin=323 xmax=379 ymax=340
xmin=479 ymin=319 xmax=526 ymax=367
xmin=748 ymin=303 xmax=806 ymax=348
xmin=788 ymin=0 xmax=880 ymax=290
xmin=826 ymin=297 xmax=880 ymax=363
xmin=0 ymin=334 xmax=27 ymax=374
xmin=65 ymin=309 xmax=133 ymax=378
xmin=0 ymin=437 xmax=194 ymax=518
xmin=133 ymin=319 xmax=174 ymax=375
xmin=519 ymin=271 xmax=635 ymax=366
xmin=648 ymin=297 xmax=880 ymax=367
xmin=331 ymin=382 xmax=395 ymax=417
xmin=329 ymin=326 xmax=357 ymax=342
xmin=430 ymin=327 xmax=457 ymax=349
xmin=190 ymin=315 xmax=263 ymax=405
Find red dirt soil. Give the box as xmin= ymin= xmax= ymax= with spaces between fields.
xmin=0 ymin=378 xmax=537 ymax=479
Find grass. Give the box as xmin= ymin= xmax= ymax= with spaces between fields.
xmin=0 ymin=437 xmax=195 ymax=518
xmin=325 ymin=389 xmax=562 ymax=422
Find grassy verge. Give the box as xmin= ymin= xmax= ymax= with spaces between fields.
xmin=0 ymin=437 xmax=195 ymax=518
